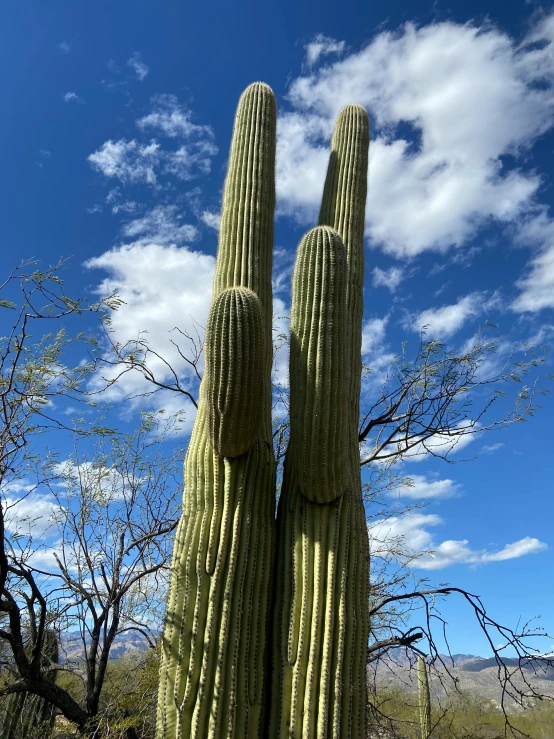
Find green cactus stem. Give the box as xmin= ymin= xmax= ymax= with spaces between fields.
xmin=0 ymin=630 xmax=58 ymax=739
xmin=204 ymin=286 xmax=265 ymax=458
xmin=270 ymin=105 xmax=370 ymax=739
xmin=288 ymin=226 xmax=350 ymax=504
xmin=156 ymin=82 xmax=276 ymax=739
xmin=418 ymin=656 xmax=432 ymax=739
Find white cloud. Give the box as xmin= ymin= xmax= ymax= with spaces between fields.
xmin=410 ymin=294 xmax=480 ymax=337
xmin=276 ymin=112 xmax=330 ymax=222
xmin=89 ymin=96 xmax=218 ymax=186
xmin=3 ymin=494 xmax=60 ymax=538
xmin=407 ymin=292 xmax=486 ymax=338
xmin=88 ymin=139 xmax=160 ymax=185
xmin=272 ymin=296 xmax=291 ymax=389
xmin=165 ymin=141 xmax=218 ymax=180
xmin=27 ymin=546 xmax=64 ymax=572
xmin=54 ymin=459 xmax=146 ymax=502
xmin=121 ymin=206 xmax=198 ymax=246
xmin=276 ymin=14 xmax=554 ymax=265
xmin=512 ymin=208 xmax=554 ymax=311
xmin=59 ymin=41 xmax=71 ymax=54
xmin=200 ymin=210 xmax=221 ymax=231
xmin=370 ymin=513 xmax=547 ymax=569
xmin=127 ymin=52 xmax=149 ymax=81
xmin=481 ymin=442 xmax=505 ymax=454
xmin=137 ymin=94 xmax=213 ymax=140
xmin=390 ymin=473 xmax=461 ymax=499
xmin=85 ymin=241 xmax=215 ymax=418
xmin=304 ymin=34 xmax=346 ymax=68
xmin=392 ymin=422 xmax=479 ymax=462
xmin=362 ymin=316 xmax=389 ymax=355
xmin=63 ymin=91 xmax=84 ymax=104
xmin=372 ymin=266 xmax=404 ymax=292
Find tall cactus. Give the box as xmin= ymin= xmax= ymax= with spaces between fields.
xmin=155 ymin=82 xmax=276 ymax=739
xmin=0 ymin=630 xmax=58 ymax=739
xmin=417 ymin=656 xmax=432 ymax=739
xmin=270 ymin=105 xmax=370 ymax=738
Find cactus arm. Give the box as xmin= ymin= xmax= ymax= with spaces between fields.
xmin=205 ymin=287 xmax=265 ymax=458
xmin=288 ymin=227 xmax=350 ymax=504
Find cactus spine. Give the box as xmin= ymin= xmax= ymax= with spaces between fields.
xmin=155 ymin=83 xmax=276 ymax=739
xmin=417 ymin=656 xmax=431 ymax=739
xmin=270 ymin=105 xmax=370 ymax=738
xmin=0 ymin=630 xmax=58 ymax=739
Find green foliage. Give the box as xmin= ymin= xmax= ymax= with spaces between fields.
xmin=369 ymin=684 xmax=554 ymax=739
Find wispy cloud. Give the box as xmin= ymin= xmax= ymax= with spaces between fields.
xmin=59 ymin=41 xmax=71 ymax=54
xmin=389 ymin=473 xmax=461 ymax=500
xmin=370 ymin=513 xmax=547 ymax=569
xmin=372 ymin=266 xmax=404 ymax=292
xmin=88 ymin=139 xmax=160 ymax=185
xmin=127 ymin=52 xmax=149 ymax=81
xmin=304 ymin=34 xmax=346 ymax=69
xmin=63 ymin=91 xmax=84 ymax=104
xmin=121 ymin=205 xmax=198 ymax=246
xmin=200 ymin=210 xmax=221 ymax=231
xmin=89 ymin=95 xmax=218 ymax=186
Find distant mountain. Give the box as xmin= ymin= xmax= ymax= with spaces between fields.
xmin=460 ymin=655 xmax=554 ymax=681
xmin=59 ymin=630 xmax=154 ymax=662
xmin=370 ymin=650 xmax=554 ymax=709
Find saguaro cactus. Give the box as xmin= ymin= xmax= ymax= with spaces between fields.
xmin=270 ymin=105 xmax=370 ymax=738
xmin=0 ymin=630 xmax=58 ymax=739
xmin=417 ymin=656 xmax=432 ymax=739
xmin=156 ymin=82 xmax=276 ymax=739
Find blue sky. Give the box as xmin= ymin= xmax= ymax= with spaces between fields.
xmin=1 ymin=0 xmax=554 ymax=656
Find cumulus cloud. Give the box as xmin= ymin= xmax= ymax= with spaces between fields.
xmin=407 ymin=293 xmax=483 ymax=338
xmin=304 ymin=34 xmax=346 ymax=68
xmin=276 ymin=11 xmax=554 ymax=296
xmin=85 ymin=239 xmax=215 ymax=419
xmin=63 ymin=91 xmax=84 ymax=104
xmin=2 ymin=494 xmax=60 ymax=538
xmin=127 ymin=52 xmax=149 ymax=81
xmin=370 ymin=513 xmax=547 ymax=569
xmin=362 ymin=316 xmax=389 ymax=355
